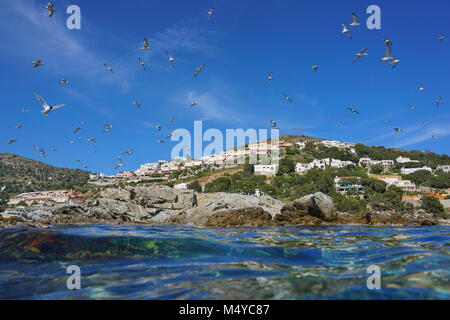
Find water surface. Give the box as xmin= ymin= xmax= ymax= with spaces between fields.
xmin=0 ymin=224 xmax=449 ymax=299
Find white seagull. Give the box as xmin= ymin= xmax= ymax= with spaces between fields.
xmin=312 ymin=64 xmax=318 ymax=72
xmin=353 ymin=48 xmax=368 ymax=63
xmin=32 ymin=60 xmax=43 ymax=69
xmin=43 ymin=2 xmax=55 ymax=17
xmin=380 ymin=38 xmax=394 ymax=62
xmin=34 ymin=92 xmax=66 ymax=115
xmin=60 ymin=78 xmax=70 ymax=85
xmin=190 ymin=101 xmax=199 ymax=107
xmin=267 ymin=73 xmax=273 ymax=83
xmin=438 ymin=33 xmax=444 ymax=43
xmin=349 ymin=13 xmax=360 ymax=27
xmin=140 ymin=38 xmax=151 ymax=50
xmin=138 ymin=57 xmax=146 ymax=71
xmin=342 ymin=24 xmax=352 ymax=39
xmin=166 ymin=52 xmax=175 ymax=68
xmin=283 ymin=93 xmax=293 ymax=102
xmin=104 ymin=63 xmax=114 ymax=74
xmin=23 ymin=107 xmax=30 ymax=113
xmin=114 ymin=158 xmax=126 ymax=170
xmin=389 ymin=57 xmax=400 ymax=69
xmin=419 ymin=83 xmax=425 ymax=92
xmin=436 ymin=97 xmax=443 ymax=106
xmin=194 ymin=64 xmax=205 ymax=77
xmin=208 ymin=8 xmax=215 ymax=20
xmin=133 ymin=101 xmax=142 ymax=108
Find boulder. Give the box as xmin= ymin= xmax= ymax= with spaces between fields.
xmin=280 ymin=192 xmax=337 ymax=222
xmin=99 ymin=188 xmax=132 ymax=202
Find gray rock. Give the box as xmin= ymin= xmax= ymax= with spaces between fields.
xmin=291 ymin=192 xmax=337 ymax=221
xmin=99 ymin=188 xmax=132 ymax=202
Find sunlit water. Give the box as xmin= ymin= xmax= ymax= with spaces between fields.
xmin=0 ymin=224 xmax=449 ymax=299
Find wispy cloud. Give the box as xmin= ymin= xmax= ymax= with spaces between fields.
xmin=394 ymin=125 xmax=450 ymax=148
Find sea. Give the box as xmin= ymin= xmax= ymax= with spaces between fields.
xmin=0 ymin=224 xmax=449 ymax=299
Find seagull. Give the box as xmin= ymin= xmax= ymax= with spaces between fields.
xmin=381 ymin=120 xmax=391 ymax=124
xmin=166 ymin=52 xmax=175 ymax=68
xmin=32 ymin=145 xmax=40 ymax=151
xmin=311 ymin=64 xmax=318 ymax=72
xmin=353 ymin=48 xmax=368 ymax=63
xmin=87 ymin=138 xmax=96 ymax=142
xmin=43 ymin=2 xmax=55 ymax=17
xmin=156 ymin=140 xmax=166 ymax=143
xmin=438 ymin=33 xmax=444 ymax=43
xmin=422 ymin=121 xmax=428 ymax=126
xmin=190 ymin=101 xmax=199 ymax=107
xmin=34 ymin=92 xmax=66 ymax=115
xmin=73 ymin=126 xmax=82 ymax=134
xmin=16 ymin=123 xmax=22 ymax=129
xmin=208 ymin=8 xmax=215 ymax=20
xmin=155 ymin=125 xmax=162 ymax=131
xmin=267 ymin=73 xmax=273 ymax=83
xmin=283 ymin=93 xmax=293 ymax=102
xmin=59 ymin=78 xmax=70 ymax=85
xmin=166 ymin=132 xmax=177 ymax=138
xmin=293 ymin=128 xmax=302 ymax=133
xmin=32 ymin=60 xmax=43 ymax=69
xmin=50 ymin=147 xmax=57 ymax=152
xmin=168 ymin=117 xmax=176 ymax=122
xmin=77 ymin=136 xmax=83 ymax=141
xmin=122 ymin=150 xmax=133 ymax=156
xmin=194 ymin=64 xmax=205 ymax=77
xmin=380 ymin=38 xmax=394 ymax=62
xmin=409 ymin=105 xmax=416 ymax=110
xmin=342 ymin=24 xmax=352 ymax=39
xmin=7 ymin=139 xmax=16 ymax=144
xmin=23 ymin=107 xmax=30 ymax=113
xmin=138 ymin=57 xmax=146 ymax=71
xmin=104 ymin=63 xmax=114 ymax=74
xmin=133 ymin=101 xmax=142 ymax=108
xmin=419 ymin=83 xmax=425 ymax=92
xmin=432 ymin=135 xmax=438 ymax=139
xmin=114 ymin=158 xmax=126 ymax=170
xmin=349 ymin=13 xmax=360 ymax=27
xmin=69 ymin=141 xmax=75 ymax=144
xmin=394 ymin=128 xmax=402 ymax=134
xmin=436 ymin=97 xmax=443 ymax=106
xmin=389 ymin=57 xmax=400 ymax=69
xmin=39 ymin=150 xmax=47 ymax=158
xmin=346 ymin=108 xmax=359 ymax=114
xmin=102 ymin=123 xmax=113 ymax=133
xmin=140 ymin=38 xmax=151 ymax=50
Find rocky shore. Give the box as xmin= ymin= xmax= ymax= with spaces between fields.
xmin=1 ymin=186 xmax=448 ymax=228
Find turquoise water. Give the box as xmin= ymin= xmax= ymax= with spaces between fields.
xmin=0 ymin=224 xmax=449 ymax=299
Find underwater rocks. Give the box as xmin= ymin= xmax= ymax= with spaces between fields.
xmin=1 ymin=186 xmax=449 ymax=228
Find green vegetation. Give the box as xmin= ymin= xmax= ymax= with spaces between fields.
xmin=0 ymin=153 xmax=90 ymax=209
xmin=420 ymin=196 xmax=447 ymax=218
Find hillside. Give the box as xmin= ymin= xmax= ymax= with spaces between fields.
xmin=0 ymin=153 xmax=90 ymax=206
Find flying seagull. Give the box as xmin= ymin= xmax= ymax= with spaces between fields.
xmin=102 ymin=123 xmax=113 ymax=133
xmin=409 ymin=105 xmax=416 ymax=110
xmin=389 ymin=57 xmax=400 ymax=69
xmin=380 ymin=38 xmax=394 ymax=62
xmin=16 ymin=123 xmax=22 ymax=129
xmin=311 ymin=64 xmax=318 ymax=72
xmin=133 ymin=101 xmax=142 ymax=108
xmin=59 ymin=78 xmax=70 ymax=85
xmin=293 ymin=128 xmax=302 ymax=133
xmin=353 ymin=48 xmax=368 ymax=63
xmin=267 ymin=73 xmax=273 ymax=83
xmin=419 ymin=83 xmax=425 ymax=92
xmin=43 ymin=2 xmax=55 ymax=17
xmin=349 ymin=13 xmax=360 ymax=27
xmin=155 ymin=125 xmax=162 ymax=131
xmin=32 ymin=60 xmax=43 ymax=69
xmin=140 ymin=38 xmax=151 ymax=50
xmin=156 ymin=140 xmax=166 ymax=143
xmin=34 ymin=92 xmax=66 ymax=115
xmin=422 ymin=121 xmax=428 ymax=126
xmin=435 ymin=97 xmax=443 ymax=106
xmin=342 ymin=24 xmax=352 ymax=39
xmin=283 ymin=93 xmax=293 ymax=102
xmin=208 ymin=8 xmax=215 ymax=20
xmin=104 ymin=63 xmax=114 ymax=74
xmin=194 ymin=64 xmax=205 ymax=77
xmin=381 ymin=120 xmax=391 ymax=124
xmin=438 ymin=33 xmax=444 ymax=43
xmin=166 ymin=52 xmax=175 ymax=68
xmin=122 ymin=150 xmax=133 ymax=156
xmin=166 ymin=132 xmax=177 ymax=138
xmin=394 ymin=128 xmax=402 ymax=134
xmin=114 ymin=158 xmax=126 ymax=170
xmin=346 ymin=108 xmax=359 ymax=115
xmin=87 ymin=138 xmax=96 ymax=143
xmin=50 ymin=147 xmax=57 ymax=152
xmin=23 ymin=107 xmax=30 ymax=113
xmin=432 ymin=135 xmax=438 ymax=139
xmin=138 ymin=57 xmax=146 ymax=71
xmin=7 ymin=139 xmax=16 ymax=144
xmin=168 ymin=117 xmax=176 ymax=122
xmin=190 ymin=101 xmax=199 ymax=107
xmin=73 ymin=125 xmax=82 ymax=134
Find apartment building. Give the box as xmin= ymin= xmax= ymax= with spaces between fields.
xmin=400 ymin=166 xmax=432 ymax=175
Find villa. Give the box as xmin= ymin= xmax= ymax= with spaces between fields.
xmin=401 ymin=166 xmax=432 ymax=175
xmin=254 ymin=164 xmax=279 ymax=176
xmin=437 ymin=165 xmax=450 ymax=173
xmin=334 ymin=177 xmax=364 ymax=193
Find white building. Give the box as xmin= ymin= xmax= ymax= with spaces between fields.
xmin=401 ymin=166 xmax=432 ymax=175
xmin=392 ymin=180 xmax=416 ymax=192
xmin=437 ymin=165 xmax=450 ymax=173
xmin=334 ymin=177 xmax=363 ymax=193
xmin=295 ymin=163 xmax=311 ymax=174
xmin=295 ymin=158 xmax=355 ymax=174
xmin=396 ymin=156 xmax=419 ymax=164
xmin=359 ymin=158 xmax=395 ymax=170
xmin=254 ymin=164 xmax=279 ymax=176
xmin=174 ymin=183 xmax=188 ymax=189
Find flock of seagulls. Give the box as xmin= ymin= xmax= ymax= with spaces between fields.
xmin=4 ymin=4 xmax=447 ymax=173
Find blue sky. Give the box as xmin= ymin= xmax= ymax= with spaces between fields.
xmin=0 ymin=0 xmax=448 ymax=174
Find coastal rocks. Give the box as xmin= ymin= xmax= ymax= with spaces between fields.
xmin=278 ymin=192 xmax=337 ymax=222
xmin=205 ymin=207 xmax=273 ymax=227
